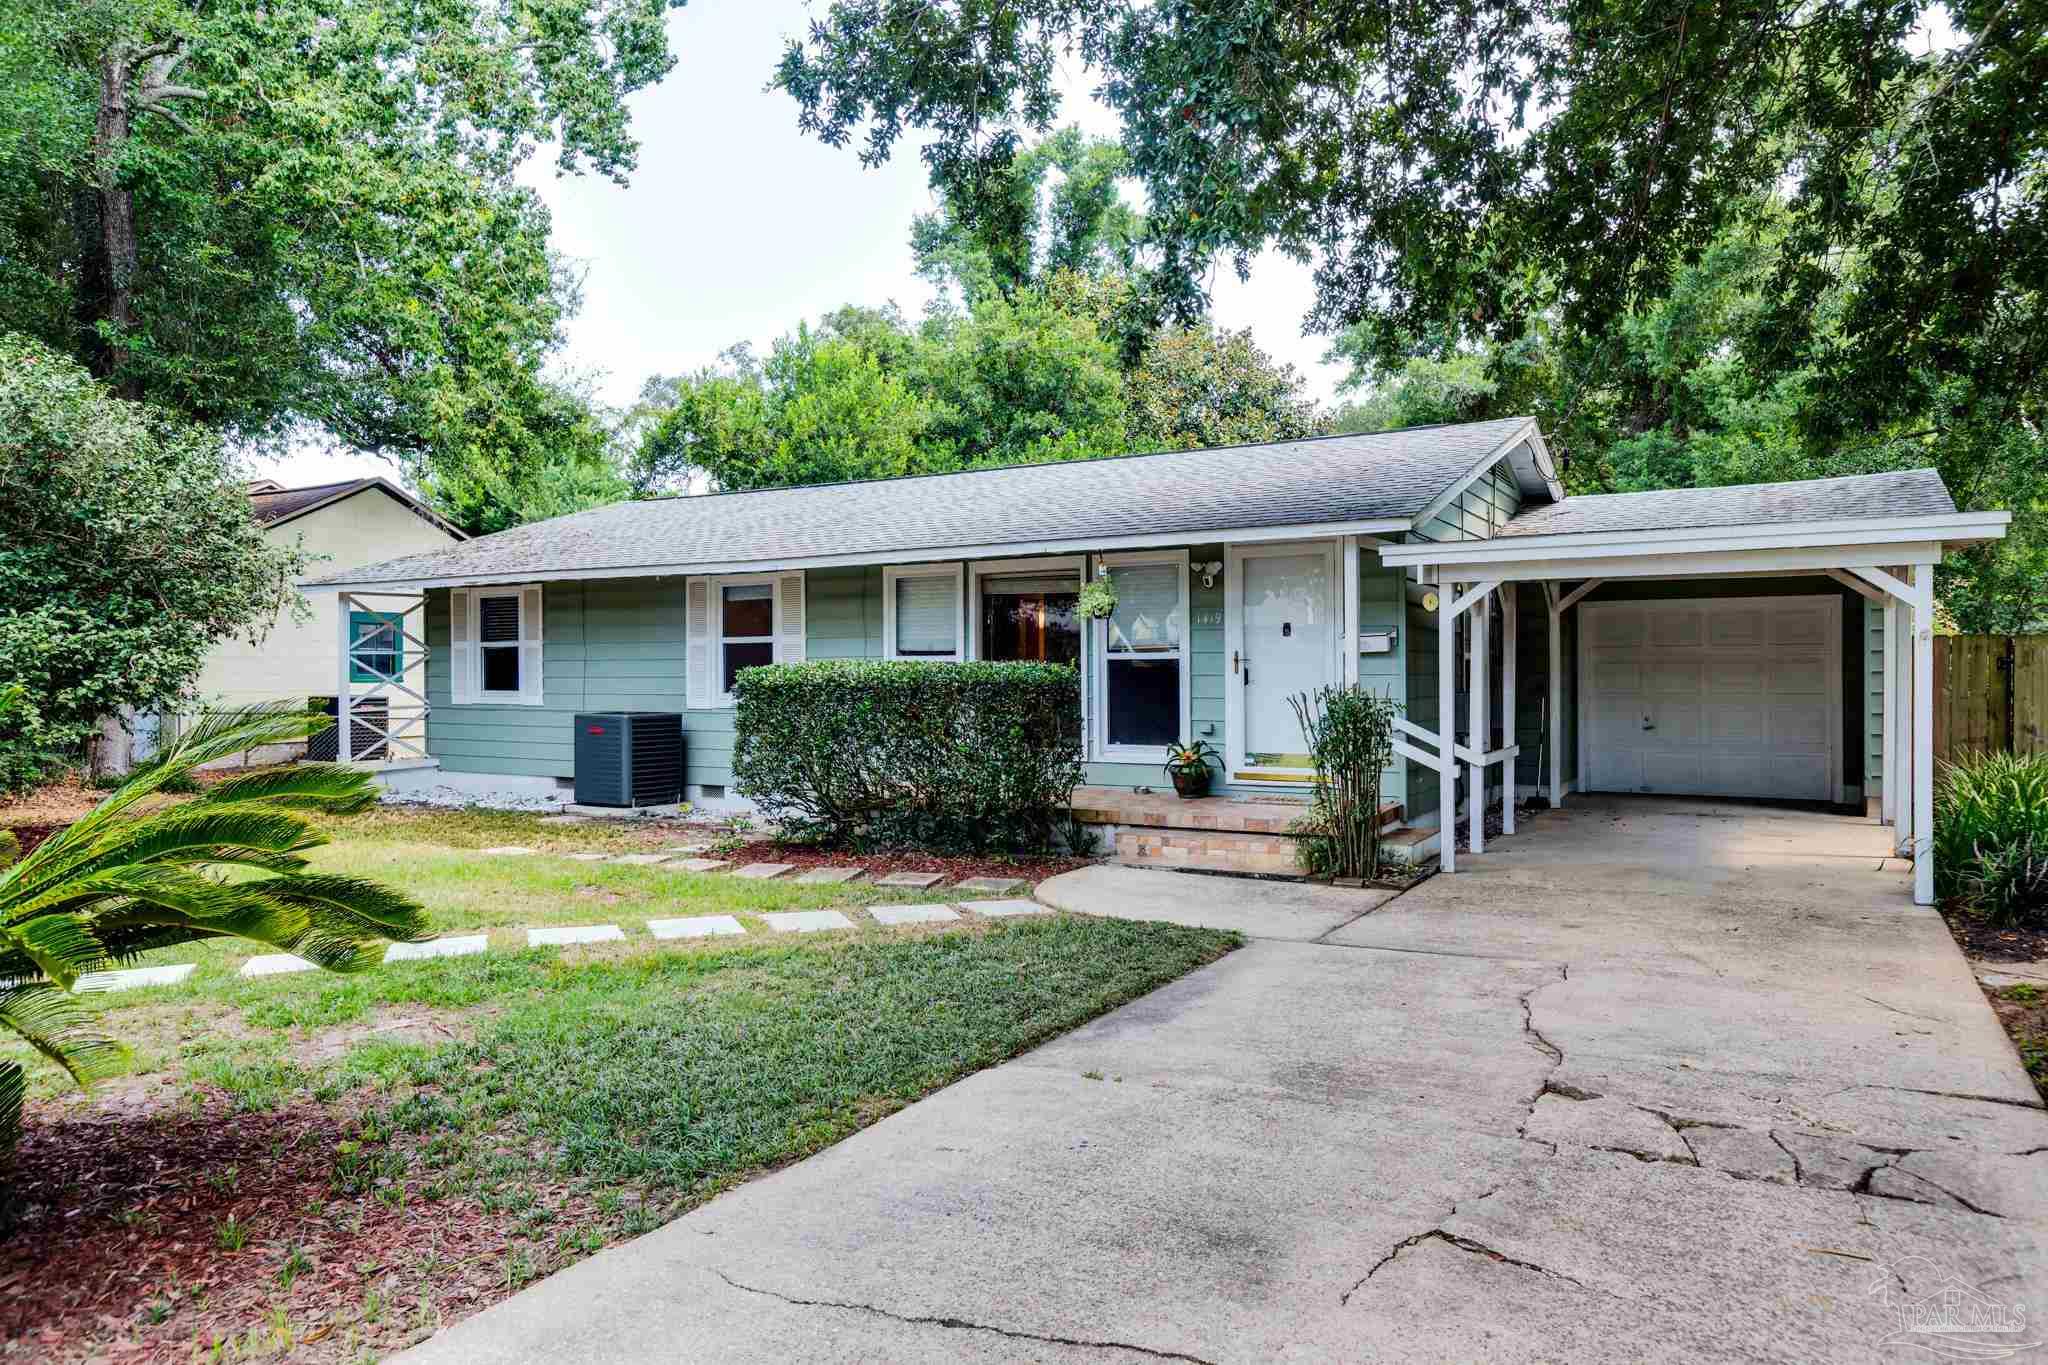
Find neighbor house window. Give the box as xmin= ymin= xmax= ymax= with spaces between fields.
xmin=348 ymin=611 xmax=403 ymax=683
xmin=884 ymin=564 xmax=964 ymax=661
xmin=1095 ymin=553 xmax=1188 ymax=756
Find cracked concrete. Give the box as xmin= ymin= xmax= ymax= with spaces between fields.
xmin=398 ymin=797 xmax=2048 ymax=1364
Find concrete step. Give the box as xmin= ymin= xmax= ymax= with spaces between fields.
xmin=1379 ymin=826 xmax=1440 ymax=865
xmin=1112 ymin=829 xmax=1305 ymax=878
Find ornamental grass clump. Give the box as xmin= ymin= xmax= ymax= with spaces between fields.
xmin=1935 ymin=750 xmax=2048 ymax=925
xmin=1288 ymin=686 xmax=1400 ymax=880
xmin=0 ymin=705 xmax=429 ymax=1150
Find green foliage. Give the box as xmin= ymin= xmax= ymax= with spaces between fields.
xmin=0 ymin=684 xmax=60 ymax=796
xmin=0 ymin=335 xmax=302 ymax=785
xmin=1124 ymin=322 xmax=1319 ymax=451
xmin=1287 ymin=687 xmax=1400 ymax=880
xmin=777 ymin=5 xmax=2048 ymax=630
xmin=0 ymin=831 xmax=17 ymax=872
xmin=731 ymin=660 xmax=1086 ymax=853
xmin=0 ymin=704 xmax=429 ymax=1149
xmin=0 ymin=0 xmax=670 ymax=505
xmin=1163 ymin=739 xmax=1218 ymax=777
xmin=1936 ymin=751 xmax=2048 ymax=926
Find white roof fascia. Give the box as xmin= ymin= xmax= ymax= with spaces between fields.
xmin=1376 ymin=510 xmax=2010 ymax=568
xmin=297 ymin=514 xmax=1414 ymax=593
xmin=1376 ymin=541 xmax=1951 ymax=585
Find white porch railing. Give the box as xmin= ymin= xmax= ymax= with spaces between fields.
xmin=334 ymin=590 xmax=431 ymax=765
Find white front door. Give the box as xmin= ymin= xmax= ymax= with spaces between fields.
xmin=1230 ymin=543 xmax=1340 ymax=776
xmin=1580 ymin=595 xmax=1840 ymax=802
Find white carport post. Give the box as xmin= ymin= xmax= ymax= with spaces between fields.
xmin=1544 ymin=583 xmax=1563 ymax=808
xmin=1501 ymin=585 xmax=1516 ymax=835
xmin=1439 ymin=579 xmax=1458 ymax=873
xmin=1911 ymin=564 xmax=1935 ymax=906
xmin=1469 ymin=590 xmax=1489 ymax=853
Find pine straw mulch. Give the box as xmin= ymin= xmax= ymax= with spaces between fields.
xmin=1941 ymin=908 xmax=2048 ymax=963
xmin=0 ymin=1092 xmax=627 ymax=1363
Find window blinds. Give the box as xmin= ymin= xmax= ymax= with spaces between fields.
xmin=1107 ymin=563 xmax=1182 ymax=654
xmin=894 ymin=574 xmax=958 ymax=655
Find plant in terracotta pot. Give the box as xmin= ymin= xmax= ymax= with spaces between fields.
xmin=1164 ymin=739 xmax=1219 ymax=798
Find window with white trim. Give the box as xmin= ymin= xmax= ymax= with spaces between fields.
xmin=718 ymin=579 xmax=777 ymax=699
xmin=883 ymin=564 xmax=963 ymax=661
xmin=1094 ymin=553 xmax=1188 ymax=757
xmin=449 ymin=584 xmax=543 ymax=705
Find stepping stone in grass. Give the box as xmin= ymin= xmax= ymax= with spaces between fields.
xmin=385 ymin=935 xmax=489 ymax=963
xmin=661 ymin=844 xmax=713 ymax=855
xmin=648 ymin=915 xmax=746 ymax=940
xmin=962 ymin=899 xmax=1046 ymax=918
xmin=608 ymin=852 xmax=670 ymax=866
xmin=527 ymin=924 xmax=624 ymax=947
xmin=952 ymin=876 xmax=1028 ymax=896
xmin=795 ymin=866 xmax=865 ymax=885
xmin=732 ymin=862 xmax=795 ymax=880
xmin=762 ymin=910 xmax=855 ymax=934
xmin=869 ymin=904 xmax=961 ymax=926
xmin=481 ymin=846 xmax=536 ymax=856
xmin=566 ymin=852 xmax=610 ymax=862
xmin=669 ymin=858 xmax=731 ymax=874
xmin=539 ymin=815 xmax=587 ymax=825
xmin=76 ymin=964 xmax=196 ymax=992
xmin=873 ymin=871 xmax=943 ymax=890
xmin=240 ymin=954 xmax=315 ymax=978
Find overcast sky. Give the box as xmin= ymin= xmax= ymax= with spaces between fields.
xmin=253 ymin=1 xmax=1350 ymax=488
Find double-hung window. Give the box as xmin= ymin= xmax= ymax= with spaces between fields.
xmin=1094 ymin=552 xmax=1188 ymax=758
xmin=883 ymin=564 xmax=964 ymax=661
xmin=449 ymin=585 xmax=543 ymax=705
xmin=719 ymin=580 xmax=777 ymax=699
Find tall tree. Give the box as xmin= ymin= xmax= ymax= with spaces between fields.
xmin=1 ymin=0 xmax=683 ymax=495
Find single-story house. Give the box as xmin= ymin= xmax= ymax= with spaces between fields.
xmin=302 ymin=417 xmax=2007 ymax=904
xmin=185 ymin=478 xmax=464 ymax=764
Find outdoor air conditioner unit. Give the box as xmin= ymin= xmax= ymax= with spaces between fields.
xmin=573 ymin=712 xmax=685 ymax=808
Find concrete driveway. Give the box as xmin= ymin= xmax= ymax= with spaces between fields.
xmin=402 ymin=797 xmax=2048 ymax=1363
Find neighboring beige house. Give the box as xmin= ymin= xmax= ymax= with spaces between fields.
xmin=183 ymin=478 xmax=464 ymax=762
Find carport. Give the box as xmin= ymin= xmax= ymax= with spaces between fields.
xmin=1374 ymin=471 xmax=2009 ymax=904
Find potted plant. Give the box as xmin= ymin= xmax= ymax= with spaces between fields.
xmin=1164 ymin=739 xmax=1219 ymax=798
xmin=1076 ymin=567 xmax=1118 ymax=620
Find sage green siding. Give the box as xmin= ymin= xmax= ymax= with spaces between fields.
xmin=425 ymin=579 xmax=735 ymax=785
xmin=1356 ymin=565 xmax=1409 ymax=812
xmin=807 ymin=565 xmax=884 ymax=660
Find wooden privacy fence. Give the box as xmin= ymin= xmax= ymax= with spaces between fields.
xmin=1934 ymin=635 xmax=2048 ymax=763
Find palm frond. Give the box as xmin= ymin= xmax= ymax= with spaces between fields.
xmin=256 ymin=874 xmax=431 ymax=944
xmin=0 ymin=980 xmax=126 ymax=1145
xmin=194 ymin=762 xmax=380 ymax=815
xmin=10 ymin=809 xmax=318 ymax=899
xmin=2 ymin=912 xmax=106 ymax=989
xmin=6 ymin=864 xmax=286 ymax=930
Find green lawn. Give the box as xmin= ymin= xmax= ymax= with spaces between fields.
xmin=2 ymin=807 xmax=1236 ymax=1360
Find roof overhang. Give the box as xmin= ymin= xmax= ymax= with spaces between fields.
xmin=300 ymin=514 xmax=1415 ymax=593
xmin=1375 ymin=510 xmax=2010 ymax=583
xmin=1403 ymin=419 xmax=1562 ymax=534
xmin=263 ymin=478 xmax=468 ymax=541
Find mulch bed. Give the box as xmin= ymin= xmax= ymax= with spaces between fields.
xmin=705 ymin=839 xmax=1090 ymax=883
xmin=0 ymin=1093 xmax=620 ymax=1363
xmin=1941 ymin=909 xmax=2048 ymax=963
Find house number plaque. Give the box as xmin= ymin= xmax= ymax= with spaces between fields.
xmin=1191 ymin=608 xmax=1223 ymax=627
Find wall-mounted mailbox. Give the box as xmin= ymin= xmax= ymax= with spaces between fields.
xmin=1358 ymin=628 xmax=1397 ymax=654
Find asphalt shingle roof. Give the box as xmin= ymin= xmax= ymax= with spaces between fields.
xmin=1496 ymin=469 xmax=1956 ymax=539
xmin=250 ymin=479 xmax=376 ymax=525
xmin=306 ymin=419 xmax=1537 ymax=587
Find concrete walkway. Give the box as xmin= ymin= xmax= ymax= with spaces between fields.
xmin=400 ymin=797 xmax=2048 ymax=1363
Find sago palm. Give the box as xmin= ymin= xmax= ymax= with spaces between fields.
xmin=0 ymin=705 xmax=429 ymax=1149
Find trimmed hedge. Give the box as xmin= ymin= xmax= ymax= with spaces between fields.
xmin=731 ymin=659 xmax=1086 ymax=852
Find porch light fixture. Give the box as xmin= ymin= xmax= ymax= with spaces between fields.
xmin=1197 ymin=559 xmax=1223 ymax=588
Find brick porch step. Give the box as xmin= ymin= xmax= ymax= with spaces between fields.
xmin=1113 ymin=829 xmax=1305 ymax=878
xmin=1071 ymin=785 xmax=1402 ymax=835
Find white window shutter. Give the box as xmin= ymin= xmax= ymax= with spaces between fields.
xmin=775 ymin=571 xmax=806 ymax=664
xmin=449 ymin=589 xmax=476 ymax=704
xmin=519 ymin=586 xmax=544 ymax=704
xmin=685 ymin=578 xmax=712 ymax=708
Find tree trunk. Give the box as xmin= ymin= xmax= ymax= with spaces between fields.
xmin=91 ymin=43 xmax=139 ymax=391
